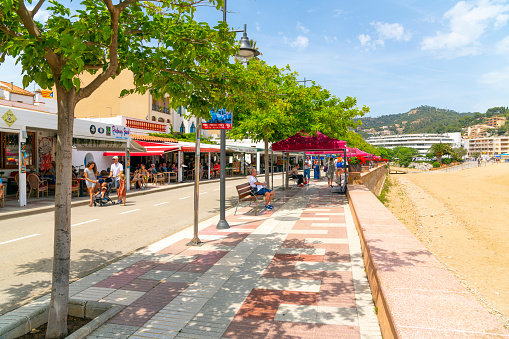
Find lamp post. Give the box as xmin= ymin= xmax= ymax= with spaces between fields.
xmin=217 ymin=1 xmax=258 ymax=230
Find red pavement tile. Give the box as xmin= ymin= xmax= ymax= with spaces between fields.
xmin=120 ymin=278 xmax=160 ymax=292
xmin=235 ymin=289 xmax=284 ymax=321
xmin=299 ymin=254 xmax=324 ymax=262
xmin=93 ymin=263 xmax=156 ymax=289
xmin=154 ymin=262 xmax=186 ymax=271
xmin=274 ymin=253 xmax=300 ymax=261
xmin=190 ymin=250 xmax=228 ymax=265
xmin=267 ymin=322 xmax=360 ymax=339
xmin=223 ymin=318 xmax=273 ymax=338
xmin=179 ymin=263 xmax=213 ymax=273
xmin=157 ymin=238 xmax=192 ymax=254
xmin=281 ymin=291 xmax=318 ymax=305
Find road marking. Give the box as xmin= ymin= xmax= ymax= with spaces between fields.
xmin=213 ymin=188 xmax=220 ymax=191
xmin=119 ymin=209 xmax=140 ymax=215
xmin=71 ymin=219 xmax=99 ymax=227
xmin=199 ymin=192 xmax=208 ymax=195
xmin=179 ymin=196 xmax=190 ymax=200
xmin=154 ymin=202 xmax=169 ymax=206
xmin=0 ymin=234 xmax=40 ymax=246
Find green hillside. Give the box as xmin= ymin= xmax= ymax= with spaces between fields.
xmin=358 ymin=105 xmax=475 ymax=134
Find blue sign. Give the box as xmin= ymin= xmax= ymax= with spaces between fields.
xmin=202 ymin=108 xmax=232 ymax=130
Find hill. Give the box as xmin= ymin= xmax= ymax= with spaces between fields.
xmin=357 ymin=105 xmax=474 ymax=134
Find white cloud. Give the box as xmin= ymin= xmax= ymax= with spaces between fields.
xmin=421 ymin=0 xmax=509 ymax=57
xmin=255 ymin=21 xmax=261 ymax=32
xmin=358 ymin=21 xmax=411 ymax=50
xmin=496 ymin=35 xmax=509 ymax=55
xmin=480 ymin=66 xmax=509 ymax=92
xmin=297 ymin=22 xmax=310 ymax=34
xmin=358 ymin=34 xmax=372 ymax=47
xmin=372 ymin=22 xmax=412 ymax=41
xmin=324 ymin=35 xmax=338 ymax=43
xmin=332 ymin=9 xmax=343 ymax=18
xmin=32 ymin=9 xmax=50 ymax=23
xmin=288 ymin=35 xmax=309 ymax=50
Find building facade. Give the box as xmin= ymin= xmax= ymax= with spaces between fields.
xmin=366 ymin=133 xmax=461 ymax=155
xmin=467 ymin=137 xmax=509 ymax=157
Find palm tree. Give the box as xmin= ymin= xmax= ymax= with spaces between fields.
xmin=428 ymin=142 xmax=452 ymax=163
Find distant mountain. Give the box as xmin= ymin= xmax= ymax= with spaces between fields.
xmin=357 ymin=105 xmax=475 ymax=135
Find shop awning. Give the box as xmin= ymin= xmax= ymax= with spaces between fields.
xmin=103 ymin=141 xmax=179 ymax=157
xmin=181 ymin=146 xmax=221 ymax=153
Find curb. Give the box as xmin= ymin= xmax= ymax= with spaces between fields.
xmin=0 ymin=176 xmax=250 ymax=221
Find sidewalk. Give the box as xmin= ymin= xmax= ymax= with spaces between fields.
xmin=2 ymin=180 xmax=381 ymax=338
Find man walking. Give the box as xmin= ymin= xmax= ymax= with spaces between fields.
xmin=248 ymin=169 xmax=275 ymax=210
xmin=110 ymin=156 xmax=124 ymax=190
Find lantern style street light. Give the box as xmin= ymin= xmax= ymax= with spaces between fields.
xmin=216 ymin=4 xmax=258 ymax=230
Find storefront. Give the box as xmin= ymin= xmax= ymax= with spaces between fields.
xmin=0 ymin=105 xmax=131 ymax=206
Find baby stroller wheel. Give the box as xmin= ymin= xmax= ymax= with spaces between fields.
xmin=112 ymin=201 xmax=116 ymax=205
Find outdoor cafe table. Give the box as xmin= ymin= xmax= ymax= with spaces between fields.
xmin=163 ymin=171 xmax=177 ymax=184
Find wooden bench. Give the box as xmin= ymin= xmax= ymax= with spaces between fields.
xmin=235 ymin=183 xmax=266 ymax=216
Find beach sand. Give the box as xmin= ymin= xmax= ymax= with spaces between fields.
xmin=385 ymin=162 xmax=509 ymax=328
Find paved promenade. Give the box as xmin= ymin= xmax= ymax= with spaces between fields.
xmin=5 ymin=180 xmax=381 ymax=338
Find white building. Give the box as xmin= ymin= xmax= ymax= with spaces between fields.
xmin=366 ymin=133 xmax=461 ymax=155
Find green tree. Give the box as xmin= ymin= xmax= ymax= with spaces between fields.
xmin=451 ymin=147 xmax=467 ymax=162
xmin=427 ymin=142 xmax=452 ymax=163
xmin=1 ymin=1 xmax=236 ymax=336
xmin=392 ymin=146 xmax=419 ymax=167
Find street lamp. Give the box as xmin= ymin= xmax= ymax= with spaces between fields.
xmin=217 ymin=4 xmax=258 ymax=230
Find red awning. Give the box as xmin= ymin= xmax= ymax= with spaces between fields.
xmin=272 ymin=131 xmax=347 ymax=152
xmin=104 ymin=141 xmax=179 ymax=157
xmin=181 ymin=146 xmax=221 ymax=153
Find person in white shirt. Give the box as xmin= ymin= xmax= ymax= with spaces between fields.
xmin=303 ymin=156 xmax=312 ymax=185
xmin=110 ymin=156 xmax=124 ymax=190
xmin=248 ymin=169 xmax=275 ymax=210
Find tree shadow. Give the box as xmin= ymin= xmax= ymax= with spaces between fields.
xmin=2 ymin=248 xmax=123 ymax=314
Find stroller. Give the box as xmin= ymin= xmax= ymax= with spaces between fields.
xmin=94 ymin=178 xmax=116 ymax=206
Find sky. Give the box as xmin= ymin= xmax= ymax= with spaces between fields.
xmin=1 ymin=0 xmax=509 ymax=117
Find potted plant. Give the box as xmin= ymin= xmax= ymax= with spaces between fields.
xmin=348 ymin=156 xmax=366 ymax=172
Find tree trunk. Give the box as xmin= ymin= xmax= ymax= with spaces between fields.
xmin=46 ymin=87 xmax=76 ymax=339
xmin=264 ymin=137 xmax=270 ymax=186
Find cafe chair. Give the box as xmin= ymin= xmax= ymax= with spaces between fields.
xmin=27 ymin=173 xmax=49 ymax=198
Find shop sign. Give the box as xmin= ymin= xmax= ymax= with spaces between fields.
xmin=98 ymin=127 xmax=104 ymax=134
xmin=90 ymin=125 xmax=96 ymax=134
xmin=111 ymin=125 xmax=130 ymax=139
xmin=106 ymin=126 xmax=111 ymax=136
xmin=202 ymin=108 xmax=232 ymax=130
xmin=2 ymin=109 xmax=17 ymax=127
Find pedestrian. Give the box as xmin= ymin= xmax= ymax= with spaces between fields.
xmin=84 ymin=161 xmax=98 ymax=207
xmin=118 ymin=173 xmax=126 ymax=205
xmin=248 ymin=169 xmax=275 ymax=210
xmin=326 ymin=157 xmax=335 ymax=187
xmin=335 ymin=156 xmax=344 ymax=181
xmin=109 ymin=156 xmax=124 ymax=190
xmin=290 ymin=164 xmax=305 ymax=186
xmin=303 ymin=156 xmax=311 ymax=185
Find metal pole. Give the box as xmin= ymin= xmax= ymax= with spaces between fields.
xmin=188 ymin=119 xmax=202 ymax=246
xmin=216 ymin=1 xmax=230 ymax=229
xmin=217 ymin=129 xmax=230 ymax=229
xmin=271 ymin=149 xmax=274 ymax=189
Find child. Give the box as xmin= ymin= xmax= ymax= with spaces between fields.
xmin=95 ymin=182 xmax=108 ymax=201
xmin=118 ymin=173 xmax=126 ymax=205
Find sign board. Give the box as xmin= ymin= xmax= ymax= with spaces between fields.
xmin=126 ymin=149 xmax=131 ymax=169
xmin=20 ymin=142 xmax=27 ymax=173
xmin=202 ymin=108 xmax=232 ymax=130
xmin=41 ymin=90 xmax=54 ymax=98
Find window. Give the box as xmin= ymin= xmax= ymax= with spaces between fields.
xmin=180 ymin=122 xmax=185 ymax=133
xmin=158 ymin=117 xmax=164 ymax=122
xmin=166 ymin=119 xmax=171 ymax=123
xmin=190 ymin=123 xmax=195 ymax=133
xmin=1 ymin=132 xmax=35 ymax=169
xmin=177 ymin=106 xmax=182 ymax=116
xmin=151 ymin=116 xmax=156 ymax=121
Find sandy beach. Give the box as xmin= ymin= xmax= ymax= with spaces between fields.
xmin=385 ymin=162 xmax=509 ymax=328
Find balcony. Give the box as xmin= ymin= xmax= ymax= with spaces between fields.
xmin=152 ymin=104 xmax=170 ymax=114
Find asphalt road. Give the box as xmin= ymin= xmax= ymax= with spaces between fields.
xmin=0 ymin=177 xmax=263 ymax=314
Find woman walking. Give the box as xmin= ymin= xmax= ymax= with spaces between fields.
xmin=118 ymin=173 xmax=127 ymax=205
xmin=84 ymin=161 xmax=98 ymax=206
xmin=326 ymin=157 xmax=335 ymax=187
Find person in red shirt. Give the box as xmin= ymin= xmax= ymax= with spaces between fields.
xmin=213 ymin=162 xmax=220 ymax=178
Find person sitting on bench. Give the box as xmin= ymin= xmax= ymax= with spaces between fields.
xmin=248 ymin=169 xmax=275 ymax=210
xmin=290 ymin=164 xmax=305 ymax=186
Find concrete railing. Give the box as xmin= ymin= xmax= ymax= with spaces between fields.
xmin=347 ymin=184 xmax=508 ymax=338
xmin=348 ymin=165 xmax=388 ymax=196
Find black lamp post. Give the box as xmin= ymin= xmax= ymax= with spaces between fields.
xmin=217 ymin=1 xmax=257 ymax=230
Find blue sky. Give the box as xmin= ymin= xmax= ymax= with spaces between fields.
xmin=2 ymin=0 xmax=509 ymax=117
